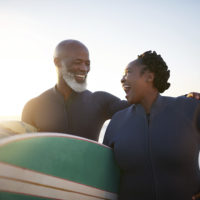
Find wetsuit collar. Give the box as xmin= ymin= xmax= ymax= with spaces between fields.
xmin=133 ymin=94 xmax=164 ymax=117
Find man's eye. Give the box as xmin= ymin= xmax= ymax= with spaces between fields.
xmin=85 ymin=62 xmax=90 ymax=66
xmin=74 ymin=61 xmax=81 ymax=64
xmin=123 ymin=72 xmax=127 ymax=76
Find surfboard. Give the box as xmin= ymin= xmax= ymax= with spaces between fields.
xmin=0 ymin=120 xmax=37 ymax=139
xmin=0 ymin=133 xmax=120 ymax=200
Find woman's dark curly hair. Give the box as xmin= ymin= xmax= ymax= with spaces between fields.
xmin=138 ymin=51 xmax=170 ymax=93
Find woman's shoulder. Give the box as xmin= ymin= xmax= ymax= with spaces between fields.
xmin=161 ymin=95 xmax=200 ymax=107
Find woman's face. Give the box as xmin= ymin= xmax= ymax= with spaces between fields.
xmin=121 ymin=60 xmax=151 ymax=104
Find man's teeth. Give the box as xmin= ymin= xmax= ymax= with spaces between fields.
xmin=75 ymin=75 xmax=86 ymax=78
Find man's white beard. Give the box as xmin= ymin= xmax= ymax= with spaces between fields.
xmin=61 ymin=66 xmax=87 ymax=93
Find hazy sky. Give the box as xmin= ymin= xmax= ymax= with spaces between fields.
xmin=0 ymin=0 xmax=199 ymax=117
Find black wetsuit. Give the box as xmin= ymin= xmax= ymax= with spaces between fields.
xmin=103 ymin=95 xmax=200 ymax=200
xmin=22 ymin=86 xmax=128 ymax=141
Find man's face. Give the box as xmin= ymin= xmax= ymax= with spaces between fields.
xmin=121 ymin=60 xmax=149 ymax=104
xmin=59 ymin=46 xmax=90 ymax=92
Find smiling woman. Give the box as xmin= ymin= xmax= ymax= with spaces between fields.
xmin=103 ymin=51 xmax=200 ymax=200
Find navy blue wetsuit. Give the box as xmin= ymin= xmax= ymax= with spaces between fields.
xmin=103 ymin=95 xmax=200 ymax=200
xmin=22 ymin=86 xmax=128 ymax=141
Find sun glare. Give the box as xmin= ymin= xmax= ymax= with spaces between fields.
xmin=0 ymin=11 xmax=56 ymax=119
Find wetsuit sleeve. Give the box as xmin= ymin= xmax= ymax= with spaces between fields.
xmin=108 ymin=98 xmax=129 ymax=117
xmin=183 ymin=98 xmax=200 ymax=133
xmin=96 ymin=91 xmax=129 ymax=119
xmin=196 ymin=104 xmax=200 ymax=133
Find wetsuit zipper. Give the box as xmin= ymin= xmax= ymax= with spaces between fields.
xmin=146 ymin=114 xmax=158 ymax=200
xmin=62 ymin=98 xmax=69 ymax=131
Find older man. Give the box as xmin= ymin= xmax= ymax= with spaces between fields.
xmin=22 ymin=39 xmax=200 ymax=141
xmin=22 ymin=40 xmax=128 ymax=141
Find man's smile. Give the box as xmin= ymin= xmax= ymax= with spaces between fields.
xmin=74 ymin=73 xmax=87 ymax=82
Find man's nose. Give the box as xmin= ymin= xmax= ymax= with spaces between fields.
xmin=79 ymin=63 xmax=90 ymax=72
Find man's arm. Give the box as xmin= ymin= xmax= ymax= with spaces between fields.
xmin=99 ymin=91 xmax=200 ymax=120
xmin=94 ymin=91 xmax=129 ymax=119
xmin=21 ymin=99 xmax=35 ymax=127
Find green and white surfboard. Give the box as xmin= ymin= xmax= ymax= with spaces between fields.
xmin=0 ymin=133 xmax=120 ymax=200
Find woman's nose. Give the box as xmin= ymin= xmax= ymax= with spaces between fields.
xmin=121 ymin=75 xmax=126 ymax=83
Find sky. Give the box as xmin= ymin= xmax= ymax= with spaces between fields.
xmin=0 ymin=0 xmax=200 ymax=118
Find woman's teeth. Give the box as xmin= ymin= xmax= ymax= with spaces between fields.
xmin=123 ymin=85 xmax=131 ymax=93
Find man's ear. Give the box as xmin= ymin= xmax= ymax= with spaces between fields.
xmin=54 ymin=57 xmax=61 ymax=68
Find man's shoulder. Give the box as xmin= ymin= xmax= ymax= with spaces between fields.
xmin=24 ymin=87 xmax=56 ymax=106
xmin=37 ymin=87 xmax=56 ymax=98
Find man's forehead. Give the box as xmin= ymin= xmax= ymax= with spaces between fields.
xmin=54 ymin=40 xmax=89 ymax=58
xmin=63 ymin=47 xmax=88 ymax=56
xmin=59 ymin=47 xmax=89 ymax=60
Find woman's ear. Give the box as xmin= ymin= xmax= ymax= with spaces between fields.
xmin=145 ymin=72 xmax=154 ymax=83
